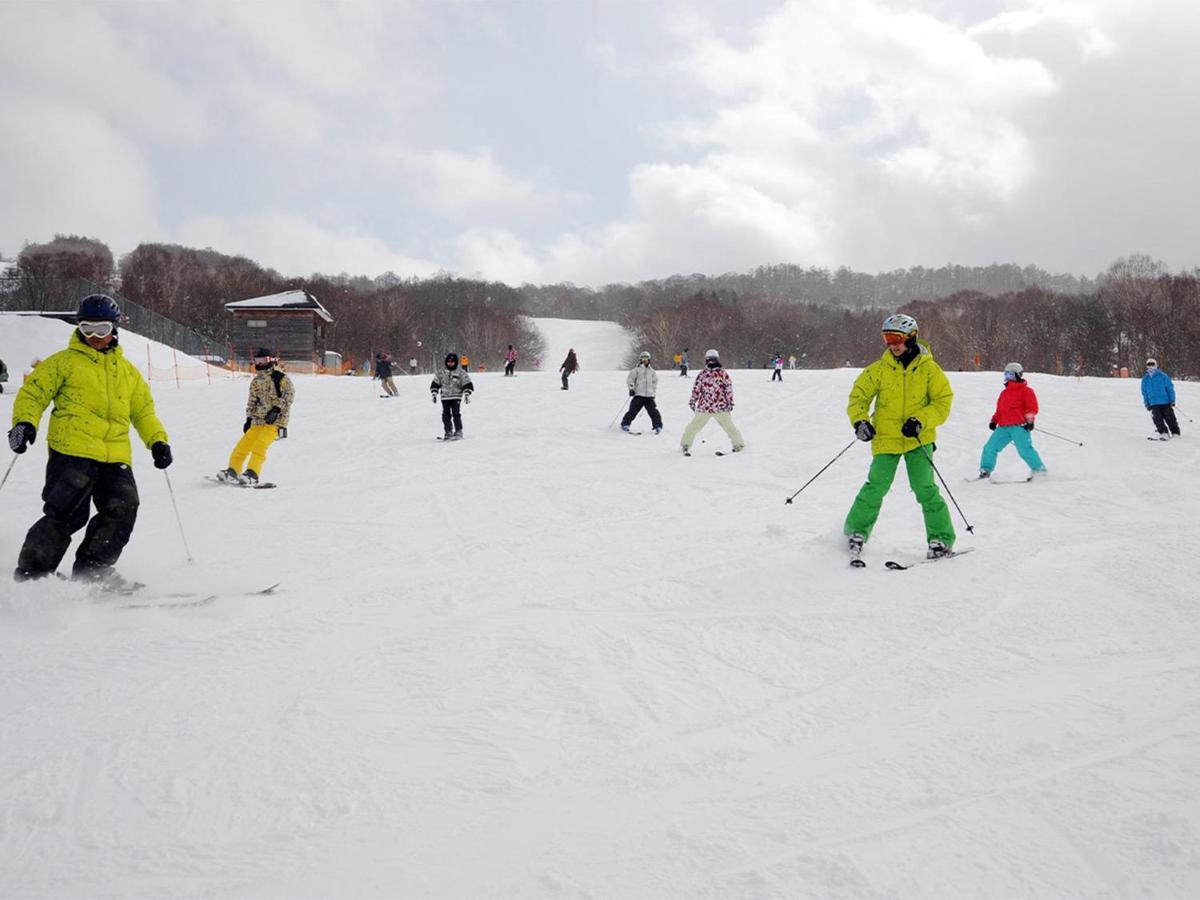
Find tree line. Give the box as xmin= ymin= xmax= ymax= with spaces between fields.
xmin=4 ymin=237 xmax=1195 ymax=376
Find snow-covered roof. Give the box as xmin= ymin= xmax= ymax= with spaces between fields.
xmin=224 ymin=289 xmax=333 ymax=322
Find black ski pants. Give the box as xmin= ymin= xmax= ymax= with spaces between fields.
xmin=16 ymin=450 xmax=140 ymax=578
xmin=504 ymin=361 xmax=516 ymax=376
xmin=1150 ymin=404 xmax=1181 ymax=435
xmin=441 ymin=398 xmax=463 ymax=434
xmin=771 ymin=368 xmax=783 ymax=381
xmin=621 ymin=396 xmax=663 ymax=430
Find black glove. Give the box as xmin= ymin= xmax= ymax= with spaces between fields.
xmin=1023 ymin=421 xmax=1035 ymax=431
xmin=988 ymin=420 xmax=997 ymax=431
xmin=629 ymin=389 xmax=636 ymax=397
xmin=265 ymin=406 xmax=281 ymax=425
xmin=464 ymin=393 xmax=472 ymax=404
xmin=277 ymin=426 xmax=288 ymax=440
xmin=243 ymin=418 xmax=251 ymax=433
xmin=854 ymin=420 xmax=875 ymax=442
xmin=151 ymin=442 xmax=173 ymax=469
xmin=901 ymin=417 xmax=923 ymax=438
xmin=8 ymin=422 xmax=35 ymax=453
xmin=431 ymin=393 xmax=438 ymax=403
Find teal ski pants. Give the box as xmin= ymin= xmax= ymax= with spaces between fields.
xmin=980 ymin=425 xmax=1045 ymax=474
xmin=844 ymin=446 xmax=955 ymax=545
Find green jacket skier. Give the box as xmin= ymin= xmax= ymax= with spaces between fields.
xmin=844 ymin=313 xmax=955 ymax=562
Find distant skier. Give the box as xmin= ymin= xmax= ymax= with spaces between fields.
xmin=621 ymin=351 xmax=663 ymax=434
xmin=680 ymin=348 xmax=689 ymax=377
xmin=681 ymin=349 xmax=744 ymax=454
xmin=504 ymin=345 xmax=518 ymax=377
xmin=771 ymin=353 xmax=784 ymax=381
xmin=1141 ymin=358 xmax=1180 ymax=440
xmin=218 ymin=348 xmax=294 ymax=485
xmin=8 ymin=293 xmax=172 ymax=584
xmin=374 ymin=352 xmax=397 ymax=396
xmin=559 ymin=348 xmax=578 ymax=390
xmin=978 ymin=362 xmax=1047 ymax=479
xmin=0 ymin=355 xmax=7 ymax=392
xmin=409 ymin=357 xmax=418 ymax=376
xmin=431 ymin=352 xmax=474 ymax=440
xmin=844 ymin=314 xmax=954 ymax=563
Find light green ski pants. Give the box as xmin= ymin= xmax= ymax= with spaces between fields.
xmin=844 ymin=446 xmax=955 ymax=545
xmin=681 ymin=412 xmax=744 ymax=451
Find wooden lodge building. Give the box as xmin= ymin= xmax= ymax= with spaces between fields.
xmin=225 ymin=290 xmax=334 ymax=371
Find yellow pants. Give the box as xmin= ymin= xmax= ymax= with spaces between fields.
xmin=681 ymin=411 xmax=744 ymax=450
xmin=229 ymin=425 xmax=278 ymax=476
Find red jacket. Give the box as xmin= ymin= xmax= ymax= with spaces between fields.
xmin=991 ymin=380 xmax=1038 ymax=427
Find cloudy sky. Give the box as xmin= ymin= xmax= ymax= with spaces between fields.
xmin=2 ymin=0 xmax=1197 ymax=285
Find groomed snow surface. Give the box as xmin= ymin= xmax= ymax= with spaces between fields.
xmin=2 ymin=318 xmax=1199 ymax=898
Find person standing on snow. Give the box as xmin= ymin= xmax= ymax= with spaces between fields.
xmin=559 ymin=348 xmax=579 ymax=390
xmin=1141 ymin=358 xmax=1180 ymax=440
xmin=680 ymin=348 xmax=690 ymax=377
xmin=978 ymin=362 xmax=1047 ymax=479
xmin=681 ymin=349 xmax=744 ymax=454
xmin=431 ymin=352 xmax=474 ymax=440
xmin=374 ymin=352 xmax=398 ymax=396
xmin=621 ymin=351 xmax=663 ymax=434
xmin=504 ymin=345 xmax=518 ymax=377
xmin=8 ymin=293 xmax=172 ymax=584
xmin=771 ymin=353 xmax=784 ymax=381
xmin=219 ymin=348 xmax=294 ymax=485
xmin=844 ymin=313 xmax=955 ymax=562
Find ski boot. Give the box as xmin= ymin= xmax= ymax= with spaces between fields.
xmin=927 ymin=539 xmax=952 ymax=560
xmin=242 ymin=469 xmax=259 ymax=485
xmin=653 ymin=427 xmax=661 ymax=435
xmin=848 ymin=533 xmax=865 ymax=568
xmin=217 ymin=467 xmax=240 ymax=483
xmin=71 ymin=564 xmax=143 ymax=594
xmin=978 ymin=469 xmax=990 ymax=479
xmin=621 ymin=425 xmax=631 ymax=433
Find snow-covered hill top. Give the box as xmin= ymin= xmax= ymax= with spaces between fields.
xmin=530 ymin=316 xmax=632 ymax=370
xmin=1 ymin=327 xmax=1198 ymax=898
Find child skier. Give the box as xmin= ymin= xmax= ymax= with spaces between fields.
xmin=218 ymin=348 xmax=294 ymax=484
xmin=844 ymin=313 xmax=955 ymax=563
xmin=374 ymin=352 xmax=398 ymax=396
xmin=504 ymin=345 xmax=518 ymax=377
xmin=431 ymin=352 xmax=474 ymax=439
xmin=621 ymin=351 xmax=663 ymax=434
xmin=681 ymin=349 xmax=744 ymax=454
xmin=978 ymin=363 xmax=1047 ymax=479
xmin=8 ymin=293 xmax=172 ymax=584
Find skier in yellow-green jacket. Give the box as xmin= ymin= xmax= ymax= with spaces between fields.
xmin=844 ymin=313 xmax=954 ymax=564
xmin=8 ymin=294 xmax=172 ymax=585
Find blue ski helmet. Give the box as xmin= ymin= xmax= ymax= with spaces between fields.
xmin=77 ymin=293 xmax=121 ymax=322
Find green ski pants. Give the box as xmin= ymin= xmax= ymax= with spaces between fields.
xmin=844 ymin=446 xmax=955 ymax=545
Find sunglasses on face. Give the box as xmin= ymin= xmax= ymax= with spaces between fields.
xmin=253 ymin=356 xmax=275 ymax=366
xmin=882 ymin=332 xmax=908 ymax=346
xmin=1147 ymin=363 xmax=1157 ymax=368
xmin=78 ymin=320 xmax=114 ymax=338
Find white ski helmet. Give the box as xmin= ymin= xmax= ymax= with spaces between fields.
xmin=705 ymin=348 xmax=719 ymax=360
xmin=638 ymin=350 xmax=651 ymax=361
xmin=1004 ymin=362 xmax=1023 ymax=375
xmin=881 ymin=313 xmax=918 ymax=336
xmin=1146 ymin=358 xmax=1158 ymax=368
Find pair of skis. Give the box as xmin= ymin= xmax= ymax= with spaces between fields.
xmin=205 ymin=475 xmax=277 ymax=489
xmin=116 ymin=582 xmax=282 ymax=610
xmin=850 ymin=548 xmax=975 ymax=570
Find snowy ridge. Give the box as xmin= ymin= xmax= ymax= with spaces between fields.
xmin=1 ymin=331 xmax=1199 ymax=897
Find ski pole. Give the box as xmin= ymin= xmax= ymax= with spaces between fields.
xmin=919 ymin=443 xmax=975 ymax=534
xmin=0 ymin=454 xmax=17 ymax=496
xmin=162 ymin=470 xmax=193 ymax=563
xmin=607 ymin=399 xmax=628 ymax=430
xmin=1174 ymin=407 xmax=1193 ymax=424
xmin=1035 ymin=427 xmax=1083 ymax=447
xmin=784 ymin=439 xmax=856 ymax=504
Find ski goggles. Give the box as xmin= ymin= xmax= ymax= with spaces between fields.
xmin=78 ymin=320 xmax=115 ymax=338
xmin=882 ymin=331 xmax=909 ymax=346
xmin=253 ymin=355 xmax=276 ymax=366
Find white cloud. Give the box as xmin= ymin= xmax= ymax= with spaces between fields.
xmin=175 ymin=212 xmax=439 ymax=279
xmin=380 ymin=147 xmax=548 ymax=219
xmin=454 ymin=228 xmax=542 ymax=284
xmin=226 ymin=78 xmax=325 ymax=144
xmin=0 ymin=100 xmax=159 ymax=257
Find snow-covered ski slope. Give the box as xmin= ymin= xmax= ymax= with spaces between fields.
xmin=531 ymin=316 xmax=632 ymax=370
xmin=2 ymin=316 xmax=1199 ymax=898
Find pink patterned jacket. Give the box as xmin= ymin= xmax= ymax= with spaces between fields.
xmin=689 ymin=367 xmax=735 ymax=413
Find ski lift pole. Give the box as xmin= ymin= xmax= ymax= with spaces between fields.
xmin=919 ymin=442 xmax=974 ymax=534
xmin=784 ymin=439 xmax=856 ymax=505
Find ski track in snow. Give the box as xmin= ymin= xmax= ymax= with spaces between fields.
xmin=2 ymin=316 xmax=1200 ymax=897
